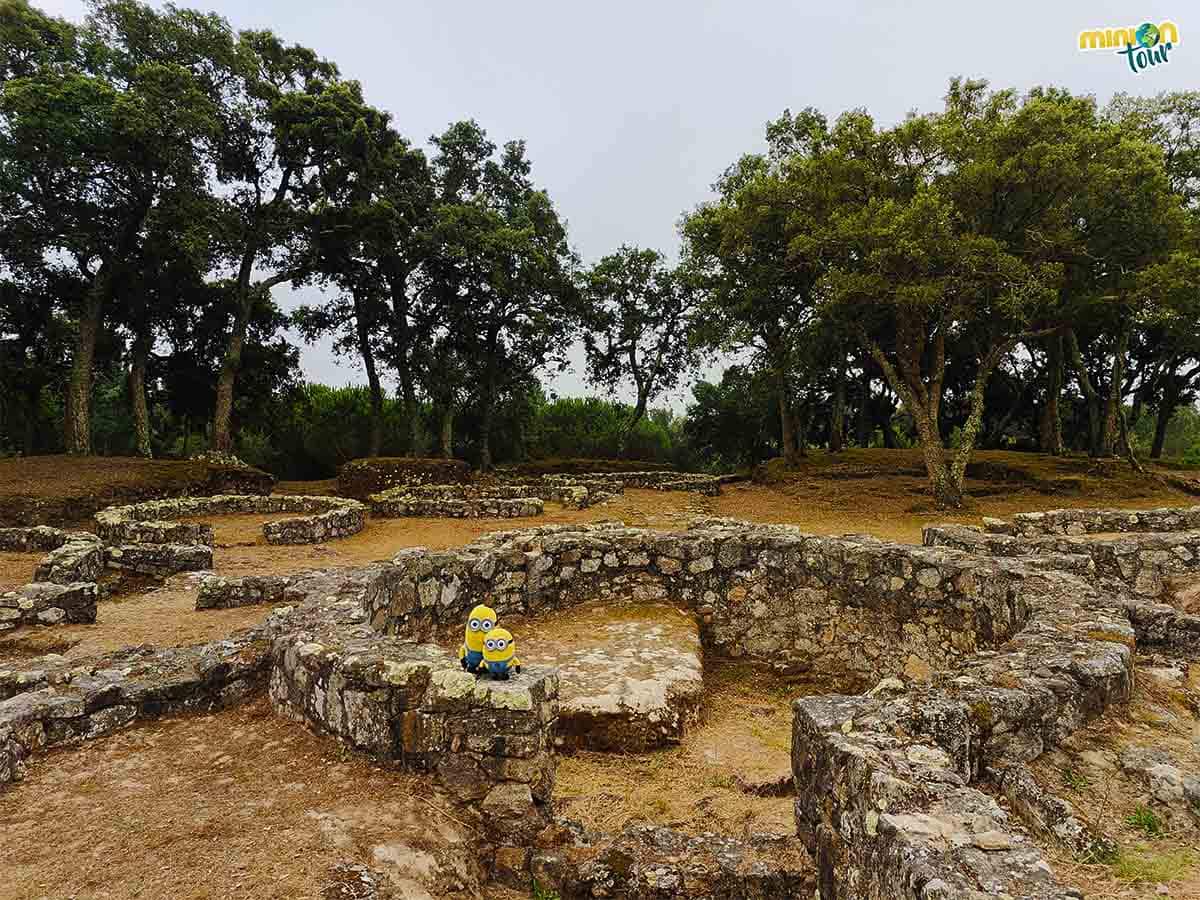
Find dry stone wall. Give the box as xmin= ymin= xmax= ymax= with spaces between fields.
xmin=986 ymin=505 xmax=1200 ymax=537
xmin=1 ymin=527 xmax=103 ymax=585
xmin=491 ymin=475 xmax=623 ymax=508
xmin=0 ymin=581 xmax=97 ymax=632
xmin=369 ymin=484 xmax=544 ymax=519
xmin=791 ymin=561 xmax=1136 ymax=899
xmin=0 ymin=635 xmax=265 ymax=783
xmin=104 ymin=543 xmax=214 ymax=577
xmin=364 ymin=521 xmax=1029 ymax=688
xmin=546 ymin=471 xmax=721 ymax=496
xmin=0 ymin=527 xmax=102 ymax=633
xmin=96 ymin=494 xmax=366 ymax=548
xmin=338 ymin=457 xmax=471 ymax=499
xmin=926 ymin=523 xmax=1200 ymax=600
xmin=269 ymin=623 xmax=558 ymax=842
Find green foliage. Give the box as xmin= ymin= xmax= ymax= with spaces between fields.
xmin=683 ymin=368 xmax=781 ymax=469
xmin=1125 ymin=805 xmax=1165 ymax=837
xmin=531 ymin=880 xmax=561 ymax=900
xmin=582 ymin=246 xmax=698 ymax=439
xmin=271 ymin=384 xmax=413 ymax=480
xmin=1060 ymin=767 xmax=1090 ymax=793
xmin=3 ymin=1 xmax=1200 ymax=485
xmin=524 ymin=397 xmax=674 ymax=463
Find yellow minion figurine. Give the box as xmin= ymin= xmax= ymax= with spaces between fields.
xmin=459 ymin=604 xmax=497 ymax=674
xmin=482 ymin=627 xmax=521 ymax=680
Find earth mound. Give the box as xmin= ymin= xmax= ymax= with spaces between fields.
xmin=337 ymin=457 xmax=471 ymax=500
xmin=0 ymin=455 xmax=274 ymax=527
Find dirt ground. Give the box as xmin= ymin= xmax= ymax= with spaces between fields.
xmin=203 ymin=490 xmax=712 ymax=579
xmin=0 ymin=697 xmax=482 ymax=900
xmin=0 ymin=550 xmax=44 ymax=592
xmin=0 ymin=455 xmax=271 ymax=528
xmin=0 ymin=575 xmax=284 ymax=663
xmin=554 ymin=660 xmax=799 ymax=838
xmin=724 ymin=448 xmax=1197 ymax=544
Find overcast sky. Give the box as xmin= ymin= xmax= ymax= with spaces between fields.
xmin=40 ymin=0 xmax=1200 ymax=409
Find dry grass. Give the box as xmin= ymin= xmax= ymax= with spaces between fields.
xmin=554 ymin=660 xmax=801 ymax=837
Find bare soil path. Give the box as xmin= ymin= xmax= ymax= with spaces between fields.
xmin=0 ymin=697 xmax=480 ymax=900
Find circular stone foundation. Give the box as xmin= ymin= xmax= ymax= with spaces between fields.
xmin=96 ymin=494 xmax=367 ymax=546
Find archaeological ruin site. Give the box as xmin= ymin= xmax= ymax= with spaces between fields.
xmin=2 ymin=453 xmax=1198 ymax=900
xmin=5 ymin=4 xmax=1200 ymax=898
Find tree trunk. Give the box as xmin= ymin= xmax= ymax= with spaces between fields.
xmin=830 ymin=357 xmax=846 ymax=453
xmin=351 ymin=291 xmax=384 ymax=458
xmin=776 ymin=371 xmax=798 ymax=460
xmin=479 ymin=399 xmax=494 ymax=471
xmin=129 ymin=328 xmax=152 ymax=458
xmin=212 ymin=247 xmax=257 ymax=454
xmin=796 ymin=402 xmax=811 ymax=458
xmin=1038 ymin=334 xmax=1065 ymax=456
xmin=913 ymin=409 xmax=960 ymax=508
xmin=22 ymin=386 xmax=38 ymax=455
xmin=1100 ymin=325 xmax=1129 ymax=458
xmin=400 ymin=382 xmax=422 ymax=457
xmin=439 ymin=406 xmax=454 ymax=459
xmin=65 ymin=282 xmax=106 ymax=455
xmin=879 ymin=406 xmax=898 ymax=449
xmin=621 ymin=390 xmax=649 ymax=458
xmin=212 ymin=294 xmax=250 ymax=453
xmin=1151 ymin=390 xmax=1176 ymax=459
xmin=854 ymin=371 xmax=872 ymax=447
xmin=385 ymin=269 xmax=425 ymax=458
xmin=479 ymin=339 xmax=498 ymax=471
xmin=863 ymin=329 xmax=1015 ymax=510
xmin=1065 ymin=329 xmax=1103 ymax=457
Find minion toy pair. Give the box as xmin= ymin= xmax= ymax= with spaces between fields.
xmin=458 ymin=604 xmax=522 ymax=680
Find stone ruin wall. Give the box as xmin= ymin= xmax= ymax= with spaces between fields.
xmin=0 ymin=527 xmax=104 ymax=632
xmin=6 ymin=508 xmax=1200 ymax=898
xmin=542 ymin=470 xmax=722 ymax=496
xmin=369 ymin=484 xmax=545 ymax=519
xmin=986 ymin=504 xmax=1200 ymax=537
xmin=97 ymin=494 xmax=367 ymax=547
xmin=351 ymin=521 xmax=1026 ymax=689
xmin=926 ymin=522 xmax=1200 ymax=602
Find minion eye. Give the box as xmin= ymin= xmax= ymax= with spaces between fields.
xmin=495 ymin=639 xmax=507 ymax=650
xmin=485 ymin=639 xmax=496 ymax=650
xmin=481 ymin=619 xmax=494 ymax=631
xmin=469 ymin=619 xmax=480 ymax=631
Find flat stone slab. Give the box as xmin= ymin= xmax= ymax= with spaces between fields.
xmin=520 ymin=600 xmax=703 ymax=752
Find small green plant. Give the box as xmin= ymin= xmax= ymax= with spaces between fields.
xmin=1125 ymin=805 xmax=1165 ymax=837
xmin=1060 ymin=766 xmax=1090 ymax=793
xmin=531 ymin=879 xmax=561 ymax=900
